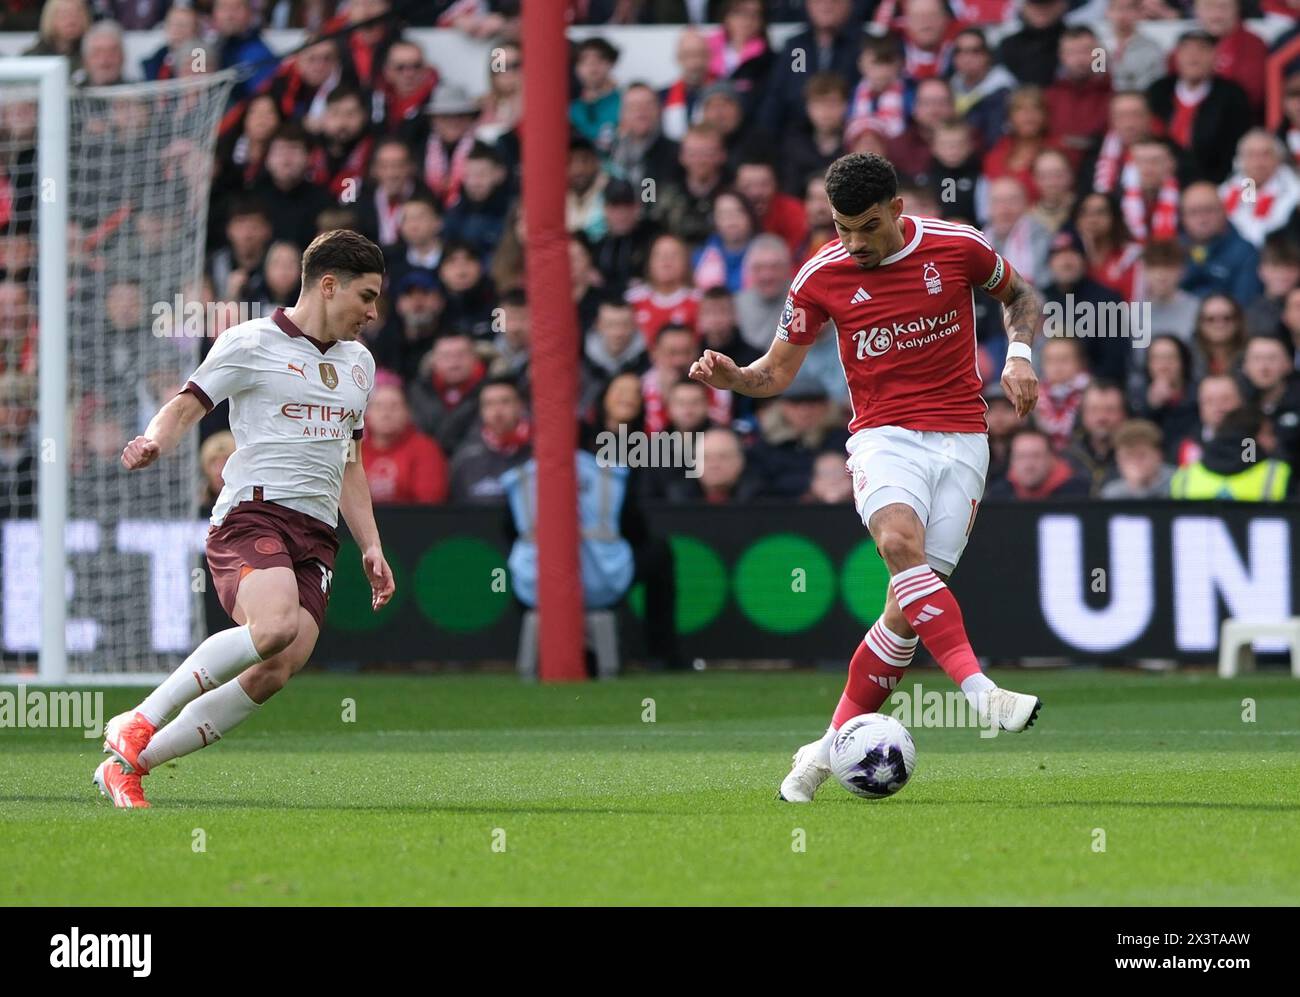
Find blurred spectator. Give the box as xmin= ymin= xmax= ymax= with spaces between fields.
xmin=1100 ymin=419 xmax=1175 ymax=498
xmin=950 ymin=27 xmax=1016 ymax=152
xmin=899 ymin=0 xmax=960 ymax=81
xmin=697 ymin=285 xmax=762 ymax=372
xmin=208 ymin=196 xmax=272 ymax=303
xmin=1064 ymin=379 xmax=1128 ymax=492
xmin=1130 ymin=334 xmax=1199 ymax=458
xmin=1170 ymin=407 xmax=1291 ymax=499
xmin=983 ymin=86 xmax=1062 ymax=201
xmin=408 ymin=332 xmax=486 ymax=456
xmin=747 ymin=372 xmax=849 ymax=497
xmin=920 ymin=119 xmax=985 ymax=226
xmin=1146 ymin=31 xmax=1249 ymax=185
xmin=421 ymin=82 xmax=479 ymax=209
xmin=1034 ymin=337 xmax=1091 ymax=450
xmin=707 ymin=0 xmax=772 ymax=104
xmin=353 ymin=137 xmax=433 ymax=250
xmin=1192 ymin=0 xmax=1267 ymax=114
xmin=1279 ymin=71 xmax=1300 ymax=175
xmin=1190 ymin=293 xmax=1242 ymax=379
xmin=1220 ymin=130 xmax=1300 ymax=250
xmin=0 ymin=372 xmax=37 ymax=519
xmin=490 ymin=202 xmax=526 ymax=294
xmin=888 ymin=76 xmax=953 ymax=180
xmin=264 ymin=37 xmax=346 ymax=136
xmin=1238 ymin=335 xmax=1300 ymax=462
xmin=651 ymin=124 xmax=728 ymax=246
xmin=642 ymin=324 xmax=729 ymax=433
xmin=373 ymin=270 xmax=444 ymax=384
xmin=437 ymin=240 xmax=496 ymax=338
xmin=593 ymin=179 xmax=659 ymax=290
xmin=985 ymin=393 xmax=1018 ymax=482
xmin=74 ymin=19 xmax=126 ymax=88
xmin=1175 ymin=373 xmax=1242 ymax=465
xmin=582 ymin=296 xmax=650 ymax=414
xmin=996 ymin=0 xmax=1068 ymax=88
xmin=384 ymin=193 xmax=445 ymax=294
xmin=984 ymin=177 xmax=1051 ymax=288
xmin=1246 ymin=238 xmax=1300 ymax=338
xmin=214 ymin=94 xmax=283 ymax=216
xmin=735 ymin=153 xmax=807 ymax=256
xmin=698 ymin=82 xmax=751 ymax=168
xmin=664 ymin=425 xmax=761 ymax=503
xmin=661 ymin=28 xmax=713 ymax=142
xmin=1044 ymin=27 xmax=1111 ymax=161
xmin=757 ymin=0 xmax=860 ymax=137
xmin=1087 ymin=92 xmax=1157 ymax=203
xmin=801 ymin=174 xmax=838 ymax=258
xmin=314 ymin=86 xmax=375 ymax=199
xmin=1073 ymin=192 xmax=1142 ymax=300
xmin=1179 ymin=182 xmax=1262 ymax=302
xmin=1281 ymin=286 xmax=1300 ymax=362
xmin=587 ymin=372 xmax=646 ymax=446
xmin=23 ymin=0 xmax=90 ymax=77
xmin=198 ymin=430 xmax=235 ymax=519
xmin=1029 ymin=148 xmax=1075 ymax=235
xmin=0 ymin=281 xmax=36 ymax=376
xmin=693 ymin=189 xmax=759 ymax=292
xmin=329 ymin=0 xmax=400 ymax=90
xmin=489 ymin=289 xmax=530 ymax=391
xmin=783 ymin=73 xmax=848 ymax=197
xmin=608 ymin=83 xmax=680 ymax=191
xmin=1142 ymin=240 xmax=1199 ymax=342
xmin=570 ymin=235 xmax=606 ymax=334
xmin=986 ymin=426 xmax=1091 ymax=499
xmin=362 ymin=377 xmax=449 ymax=505
xmin=449 ymin=376 xmax=531 ymax=504
xmin=570 ymin=36 xmax=622 ymax=156
xmin=567 ymin=136 xmax=608 ymax=243
xmin=628 ymin=234 xmax=699 ymax=346
xmin=213 ymin=0 xmax=278 ymax=106
xmin=443 ymin=142 xmax=510 ymax=262
xmin=803 ymin=450 xmax=853 ymax=504
xmin=252 ymin=123 xmax=335 ymax=252
xmin=375 ymin=40 xmax=437 ymax=146
xmin=475 ymin=40 xmax=522 ymax=145
xmin=734 ymin=234 xmax=791 ymax=351
xmin=1039 ymin=227 xmax=1130 ymax=384
xmin=1119 ymin=137 xmax=1183 ymax=245
xmin=257 ymin=241 xmax=302 ymax=307
xmin=1105 ymin=0 xmax=1164 ymax=93
xmin=847 ymin=35 xmax=907 ymax=146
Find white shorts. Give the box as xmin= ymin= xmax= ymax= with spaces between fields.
xmin=845 ymin=425 xmax=990 ymax=576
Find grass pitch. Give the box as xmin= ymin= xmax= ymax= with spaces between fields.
xmin=2 ymin=669 xmax=1298 ymax=905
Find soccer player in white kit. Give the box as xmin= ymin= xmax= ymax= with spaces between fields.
xmin=689 ymin=153 xmax=1045 ymax=803
xmin=94 ymin=230 xmax=395 ymax=808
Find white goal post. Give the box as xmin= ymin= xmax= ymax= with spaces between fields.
xmin=0 ymin=58 xmax=236 ymax=685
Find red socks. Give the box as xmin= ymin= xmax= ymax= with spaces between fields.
xmin=831 ymin=619 xmax=919 ymax=728
xmin=890 ymin=563 xmax=982 ymax=686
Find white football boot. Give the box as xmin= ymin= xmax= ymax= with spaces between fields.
xmin=980 ymin=688 xmax=1042 ymax=732
xmin=777 ymin=737 xmax=833 ymax=802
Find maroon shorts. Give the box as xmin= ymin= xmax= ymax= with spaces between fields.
xmin=206 ymin=500 xmax=339 ymax=629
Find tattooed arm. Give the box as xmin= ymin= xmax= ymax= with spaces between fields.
xmin=991 ymin=270 xmax=1042 ymax=418
xmin=688 ymin=337 xmax=811 ymax=398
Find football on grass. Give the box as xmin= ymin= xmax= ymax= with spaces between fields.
xmin=830 ymin=713 xmax=917 ymax=799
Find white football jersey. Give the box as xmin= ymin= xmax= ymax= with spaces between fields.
xmin=185 ymin=308 xmax=375 ymax=528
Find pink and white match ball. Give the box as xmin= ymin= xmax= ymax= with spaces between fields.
xmin=830 ymin=713 xmax=917 ymax=799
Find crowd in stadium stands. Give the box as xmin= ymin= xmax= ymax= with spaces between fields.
xmin=3 ymin=0 xmax=1300 ymax=518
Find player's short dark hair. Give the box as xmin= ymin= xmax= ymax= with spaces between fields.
xmin=824 ymin=153 xmax=898 ymax=215
xmin=302 ymin=229 xmax=385 ymax=285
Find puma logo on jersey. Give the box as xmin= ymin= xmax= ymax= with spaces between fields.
xmin=913 ymin=604 xmax=944 ymax=623
xmin=286 ymin=362 xmax=308 ymax=380
xmin=851 ymin=287 xmax=871 ymax=304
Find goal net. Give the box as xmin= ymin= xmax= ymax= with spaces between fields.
xmin=0 ymin=60 xmax=236 ymax=683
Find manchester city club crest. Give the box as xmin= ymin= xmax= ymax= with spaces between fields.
xmin=319 ymin=362 xmax=338 ymax=389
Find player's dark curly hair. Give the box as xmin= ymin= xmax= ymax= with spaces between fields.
xmin=824 ymin=153 xmax=898 ymax=216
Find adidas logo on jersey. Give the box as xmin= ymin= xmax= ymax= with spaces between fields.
xmin=913 ymin=604 xmax=944 ymax=623
xmin=851 ymin=287 xmax=871 ymax=304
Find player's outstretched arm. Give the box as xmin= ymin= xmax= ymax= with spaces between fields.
xmin=991 ymin=270 xmax=1043 ymax=419
xmin=121 ymin=391 xmax=207 ymax=470
xmin=340 ymin=445 xmax=395 ymax=611
xmin=688 ymin=337 xmax=811 ymax=398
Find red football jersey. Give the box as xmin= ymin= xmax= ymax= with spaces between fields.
xmin=778 ymin=215 xmax=1014 ymax=434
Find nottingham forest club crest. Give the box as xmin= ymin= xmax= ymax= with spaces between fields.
xmin=318 ymin=362 xmax=338 ymax=389
xmin=923 ymin=262 xmax=943 ymax=296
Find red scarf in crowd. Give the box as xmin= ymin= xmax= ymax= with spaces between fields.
xmin=481 ymin=417 xmax=531 ymax=456
xmin=1168 ymin=81 xmax=1209 ymax=150
xmin=431 ymin=358 xmax=486 ymax=407
xmin=849 ymin=79 xmax=906 ymax=140
xmin=424 ymin=132 xmax=476 ymax=209
xmin=1223 ymin=182 xmax=1277 ymax=219
xmin=1123 ymin=176 xmax=1180 ymax=243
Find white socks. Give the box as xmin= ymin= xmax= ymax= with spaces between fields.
xmin=138 ymin=625 xmax=263 ymax=726
xmin=138 ymin=678 xmax=260 ymax=771
xmin=960 ymin=672 xmax=996 ymax=711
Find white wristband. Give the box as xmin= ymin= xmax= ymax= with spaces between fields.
xmin=1006 ymin=342 xmax=1032 ymax=363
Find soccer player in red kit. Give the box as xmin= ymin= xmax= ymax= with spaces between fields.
xmin=689 ymin=153 xmax=1044 ymax=802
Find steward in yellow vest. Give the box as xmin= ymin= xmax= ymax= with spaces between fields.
xmin=1170 ymin=409 xmax=1292 ymax=500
